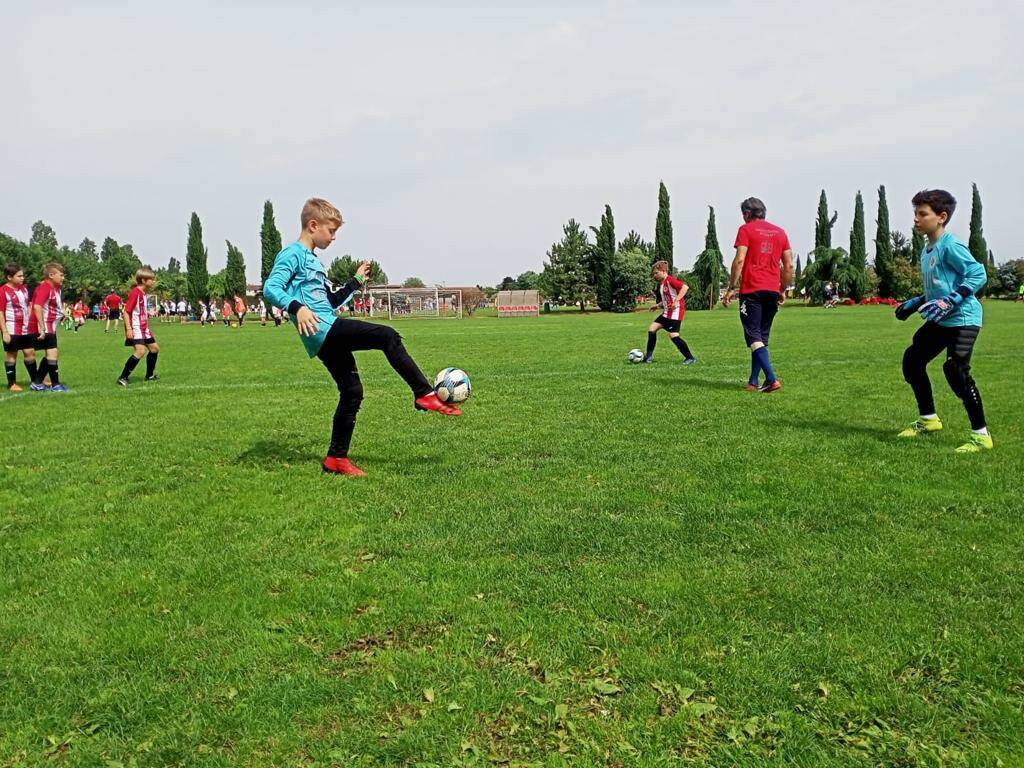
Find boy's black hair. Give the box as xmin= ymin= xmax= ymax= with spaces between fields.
xmin=4 ymin=263 xmax=22 ymax=279
xmin=740 ymin=197 xmax=767 ymax=220
xmin=911 ymin=189 xmax=957 ymax=223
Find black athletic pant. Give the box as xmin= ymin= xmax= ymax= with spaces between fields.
xmin=902 ymin=322 xmax=985 ymax=430
xmin=316 ymin=319 xmax=433 ymax=457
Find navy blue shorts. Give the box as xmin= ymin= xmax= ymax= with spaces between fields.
xmin=739 ymin=291 xmax=780 ymax=346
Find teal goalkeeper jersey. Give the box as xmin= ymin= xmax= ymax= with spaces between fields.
xmin=919 ymin=231 xmax=986 ymax=328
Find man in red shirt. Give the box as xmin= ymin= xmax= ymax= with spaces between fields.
xmin=642 ymin=260 xmax=695 ymax=364
xmin=27 ymin=262 xmax=67 ymax=391
xmin=104 ymin=290 xmax=123 ymax=333
xmin=723 ymin=197 xmax=794 ymax=393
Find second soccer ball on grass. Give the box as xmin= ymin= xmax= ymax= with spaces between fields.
xmin=434 ymin=368 xmax=472 ymax=404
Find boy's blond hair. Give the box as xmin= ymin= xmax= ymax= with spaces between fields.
xmin=135 ymin=267 xmax=156 ymax=284
xmin=301 ymin=198 xmax=343 ymax=229
xmin=651 ymin=260 xmax=670 ymax=275
xmin=42 ymin=262 xmax=65 ymax=277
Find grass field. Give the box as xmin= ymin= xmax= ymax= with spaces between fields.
xmin=2 ymin=304 xmax=1022 ymax=767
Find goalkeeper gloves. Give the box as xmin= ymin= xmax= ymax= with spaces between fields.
xmin=919 ymin=291 xmax=964 ymax=322
xmin=894 ymin=295 xmax=925 ymax=321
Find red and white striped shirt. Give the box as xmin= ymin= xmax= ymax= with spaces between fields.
xmin=659 ymin=276 xmax=686 ymax=321
xmin=126 ymin=287 xmax=153 ymax=340
xmin=27 ymin=281 xmax=63 ymax=335
xmin=0 ymin=284 xmax=31 ymax=335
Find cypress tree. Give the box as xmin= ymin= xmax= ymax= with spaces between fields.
xmin=654 ymin=181 xmax=673 ymax=270
xmin=260 ymin=200 xmax=282 ymax=287
xmin=688 ymin=207 xmax=728 ymax=309
xmin=910 ymin=228 xmax=925 ymax=266
xmin=795 ymin=254 xmax=802 ymax=281
xmin=185 ymin=212 xmax=210 ymax=305
xmin=968 ymin=183 xmax=989 ymax=265
xmin=224 ymin=241 xmax=247 ymax=300
xmin=590 ymin=205 xmax=616 ymax=311
xmin=814 ymin=190 xmax=837 ymax=251
xmin=874 ymin=186 xmax=894 ymax=297
xmin=847 ymin=191 xmax=867 ymax=301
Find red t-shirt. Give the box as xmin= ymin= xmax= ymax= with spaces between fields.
xmin=72 ymin=301 xmax=87 ymax=319
xmin=104 ymin=293 xmax=122 ymax=310
xmin=125 ymin=286 xmax=153 ymax=339
xmin=734 ymin=220 xmax=791 ymax=294
xmin=27 ymin=281 xmax=63 ymax=335
xmin=659 ymin=276 xmax=686 ymax=321
xmin=0 ymin=284 xmax=31 ymax=335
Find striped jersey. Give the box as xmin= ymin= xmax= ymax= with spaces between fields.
xmin=27 ymin=281 xmax=63 ymax=335
xmin=659 ymin=276 xmax=686 ymax=321
xmin=0 ymin=284 xmax=31 ymax=335
xmin=126 ymin=286 xmax=153 ymax=339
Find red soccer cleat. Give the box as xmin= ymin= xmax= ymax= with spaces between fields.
xmin=322 ymin=456 xmax=367 ymax=476
xmin=761 ymin=379 xmax=783 ymax=393
xmin=414 ymin=391 xmax=462 ymax=416
xmin=744 ymin=383 xmax=760 ymax=392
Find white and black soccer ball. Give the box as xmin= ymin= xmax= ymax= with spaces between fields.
xmin=627 ymin=348 xmax=645 ymax=364
xmin=434 ymin=367 xmax=472 ymax=404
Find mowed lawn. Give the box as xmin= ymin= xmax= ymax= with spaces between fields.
xmin=1 ymin=303 xmax=1022 ymax=767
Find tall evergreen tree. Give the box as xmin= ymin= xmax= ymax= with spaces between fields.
xmin=814 ymin=190 xmax=838 ymax=251
xmin=168 ymin=257 xmax=181 ymax=274
xmin=654 ymin=181 xmax=673 ymax=269
xmin=590 ymin=205 xmax=616 ymax=311
xmin=539 ymin=219 xmax=592 ymax=311
xmin=186 ymin=213 xmax=210 ymax=304
xmin=687 ymin=206 xmax=729 ymax=309
xmin=847 ymin=191 xmax=868 ymax=301
xmin=78 ymin=238 xmax=98 ymax=261
xmin=260 ymin=200 xmax=283 ymax=287
xmin=795 ymin=254 xmax=802 ymax=281
xmin=968 ymin=182 xmax=988 ymax=265
xmin=910 ymin=228 xmax=925 ymax=266
xmin=224 ymin=241 xmax=247 ymax=299
xmin=874 ymin=185 xmax=895 ymax=297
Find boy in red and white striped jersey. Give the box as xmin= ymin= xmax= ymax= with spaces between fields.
xmin=0 ymin=263 xmax=39 ymax=391
xmin=643 ymin=260 xmax=696 ymax=364
xmin=117 ymin=267 xmax=160 ymax=387
xmin=28 ymin=262 xmax=67 ymax=391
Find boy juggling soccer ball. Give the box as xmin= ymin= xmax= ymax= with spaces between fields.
xmin=642 ymin=261 xmax=695 ymax=364
xmin=722 ymin=197 xmax=793 ymax=393
xmin=1 ymin=263 xmax=38 ymax=392
xmin=28 ymin=262 xmax=67 ymax=391
xmin=117 ymin=268 xmax=160 ymax=387
xmin=264 ymin=198 xmax=460 ymax=477
xmin=894 ymin=189 xmax=991 ymax=452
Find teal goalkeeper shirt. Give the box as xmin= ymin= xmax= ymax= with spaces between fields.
xmin=919 ymin=231 xmax=986 ymax=328
xmin=263 ymin=242 xmax=351 ymax=357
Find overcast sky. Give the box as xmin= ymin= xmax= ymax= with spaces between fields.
xmin=2 ymin=0 xmax=1021 ymax=285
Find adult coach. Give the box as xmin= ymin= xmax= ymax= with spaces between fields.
xmin=722 ymin=197 xmax=794 ymax=393
xmin=103 ymin=290 xmax=122 ymax=333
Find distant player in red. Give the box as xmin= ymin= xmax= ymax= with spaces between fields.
xmin=722 ymin=197 xmax=794 ymax=393
xmin=72 ymin=299 xmax=88 ymax=332
xmin=27 ymin=262 xmax=67 ymax=391
xmin=0 ymin=263 xmax=38 ymax=392
xmin=641 ymin=260 xmax=695 ymax=364
xmin=103 ymin=291 xmax=122 ymax=333
xmin=117 ymin=267 xmax=160 ymax=387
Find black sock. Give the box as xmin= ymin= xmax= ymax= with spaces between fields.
xmin=5 ymin=362 xmax=15 ymax=386
xmin=25 ymin=359 xmax=38 ymax=382
xmin=47 ymin=361 xmax=59 ymax=386
xmin=34 ymin=358 xmax=48 ymax=384
xmin=646 ymin=331 xmax=657 ymax=357
xmin=671 ymin=336 xmax=693 ymax=358
xmin=120 ymin=355 xmax=141 ymax=380
xmin=145 ymin=351 xmax=158 ymax=378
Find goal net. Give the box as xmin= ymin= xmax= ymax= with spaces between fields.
xmin=360 ymin=287 xmax=463 ymax=320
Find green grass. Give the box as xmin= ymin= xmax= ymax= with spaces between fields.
xmin=1 ymin=304 xmax=1022 ymax=767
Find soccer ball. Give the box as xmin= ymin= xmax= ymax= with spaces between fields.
xmin=434 ymin=367 xmax=471 ymax=404
xmin=627 ymin=349 xmax=645 ymax=364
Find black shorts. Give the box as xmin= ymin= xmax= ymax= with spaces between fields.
xmin=908 ymin=322 xmax=979 ymax=366
xmin=3 ymin=334 xmax=34 ymax=353
xmin=654 ymin=314 xmax=682 ymax=333
xmin=108 ymin=308 xmax=121 ymax=320
xmin=739 ymin=291 xmax=780 ymax=346
xmin=125 ymin=336 xmax=157 ymax=347
xmin=33 ymin=333 xmax=58 ymax=350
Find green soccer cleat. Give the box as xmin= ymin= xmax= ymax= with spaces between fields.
xmin=897 ymin=416 xmax=943 ymax=438
xmin=955 ymin=432 xmax=993 ymax=453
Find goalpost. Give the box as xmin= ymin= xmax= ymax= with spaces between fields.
xmin=362 ymin=287 xmax=463 ymax=320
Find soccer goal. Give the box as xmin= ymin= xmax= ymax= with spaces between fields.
xmin=362 ymin=287 xmax=463 ymax=319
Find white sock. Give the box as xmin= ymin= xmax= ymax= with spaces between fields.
xmin=972 ymin=427 xmax=989 ymax=436
xmin=920 ymin=413 xmax=938 ymax=420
